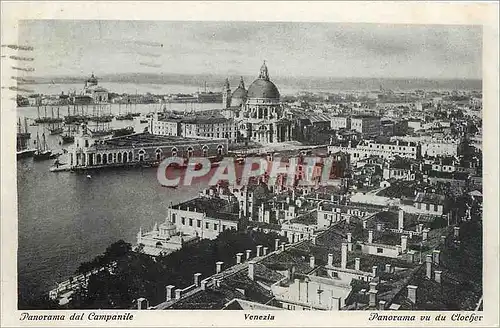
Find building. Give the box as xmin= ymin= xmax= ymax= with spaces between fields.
xmin=150 ymin=114 xmax=182 ymax=136
xmin=351 ymin=116 xmax=381 ymax=137
xmin=166 ymin=196 xmax=240 ymax=240
xmin=222 ymin=62 xmax=294 ymax=144
xmin=137 ymin=220 xmax=199 ymax=257
xmin=328 ymin=139 xmax=419 ymax=164
xmin=82 ymin=73 xmax=109 ymax=103
xmin=69 ymin=124 xmax=228 ymax=169
xmin=413 ymin=192 xmax=446 ymax=215
xmin=330 ymin=116 xmax=351 ymax=130
xmin=180 ymin=116 xmax=239 ymax=144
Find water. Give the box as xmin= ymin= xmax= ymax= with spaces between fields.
xmin=16 ymin=104 xmax=212 ymax=303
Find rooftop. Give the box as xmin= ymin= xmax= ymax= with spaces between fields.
xmin=172 ymin=197 xmax=239 ymax=221
xmin=95 ymin=133 xmax=220 ymax=148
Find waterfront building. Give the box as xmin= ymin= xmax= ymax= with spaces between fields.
xmin=222 ymin=62 xmax=294 ymax=144
xmin=137 ymin=220 xmax=199 ymax=257
xmin=391 ymin=135 xmax=460 ymax=157
xmin=350 ymin=115 xmax=381 ymax=138
xmin=151 ymin=113 xmax=239 ymax=143
xmin=69 ymin=123 xmax=228 ymax=169
xmin=82 ymin=73 xmax=109 ymax=103
xmin=328 ymin=139 xmax=419 ymax=164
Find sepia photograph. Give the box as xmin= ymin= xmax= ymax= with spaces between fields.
xmin=1 ymin=1 xmax=499 ymax=327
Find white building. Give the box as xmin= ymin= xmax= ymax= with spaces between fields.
xmin=330 ymin=116 xmax=351 ymax=130
xmin=137 ymin=220 xmax=198 ymax=257
xmin=328 ymin=139 xmax=419 ymax=164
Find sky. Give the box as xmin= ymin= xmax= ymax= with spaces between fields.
xmin=18 ymin=20 xmax=482 ymax=79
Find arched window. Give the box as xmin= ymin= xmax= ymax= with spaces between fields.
xmin=138 ymin=149 xmax=145 ymax=162
xmin=128 ymin=151 xmax=133 ymax=162
xmin=202 ymin=145 xmax=208 ymax=157
xmin=123 ymin=152 xmax=128 ymax=163
xmin=155 ymin=148 xmax=162 ymax=160
xmin=96 ymin=154 xmax=101 ymax=164
xmin=103 ymin=154 xmax=107 ymax=164
xmin=117 ymin=152 xmax=122 ymax=162
xmin=217 ymin=144 xmax=224 ymax=156
xmin=187 ymin=147 xmax=194 ymax=158
xmin=171 ymin=147 xmax=178 ymax=157
xmin=108 ymin=153 xmax=113 ymax=163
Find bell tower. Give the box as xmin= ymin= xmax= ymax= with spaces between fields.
xmin=222 ymin=78 xmax=231 ymax=109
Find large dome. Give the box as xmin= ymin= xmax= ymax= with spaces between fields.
xmin=247 ymin=79 xmax=280 ymax=100
xmin=247 ymin=61 xmax=280 ymax=100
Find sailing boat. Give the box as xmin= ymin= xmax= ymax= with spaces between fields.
xmin=16 ymin=117 xmax=36 ymax=159
xmin=33 ymin=132 xmax=52 ymax=161
xmin=61 ymin=124 xmax=75 ymax=144
xmin=49 ymin=107 xmax=64 ymax=134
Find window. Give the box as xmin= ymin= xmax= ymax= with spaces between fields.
xmin=181 ymin=217 xmax=186 ymax=225
xmin=171 ymin=214 xmax=176 ymax=223
xmin=197 ymin=219 xmax=201 ymax=228
xmin=223 ymin=225 xmax=226 ymax=231
xmin=332 ymin=271 xmax=339 ymax=278
xmin=214 ymin=223 xmax=218 ymax=231
xmin=377 ymin=248 xmax=383 ymax=254
xmin=189 ymin=218 xmax=193 ymax=226
xmin=206 ymin=222 xmax=209 ymax=229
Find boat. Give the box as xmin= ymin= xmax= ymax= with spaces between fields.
xmin=115 ymin=113 xmax=134 ymax=121
xmin=90 ymin=114 xmax=114 ymax=123
xmin=33 ymin=132 xmax=52 ymax=161
xmin=16 ymin=117 xmax=36 ymax=159
xmin=139 ymin=118 xmax=149 ymax=123
xmin=49 ymin=107 xmax=64 ymax=134
xmin=34 ymin=105 xmax=63 ymax=124
xmin=112 ymin=126 xmax=134 ymax=137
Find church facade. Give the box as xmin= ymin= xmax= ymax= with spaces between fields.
xmin=222 ymin=62 xmax=293 ymax=144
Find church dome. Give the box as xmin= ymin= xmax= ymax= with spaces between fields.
xmin=247 ymin=79 xmax=280 ymax=100
xmin=247 ymin=62 xmax=280 ymax=100
xmin=230 ymin=76 xmax=247 ymax=107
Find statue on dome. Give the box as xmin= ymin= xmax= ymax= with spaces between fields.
xmin=259 ymin=60 xmax=269 ymax=81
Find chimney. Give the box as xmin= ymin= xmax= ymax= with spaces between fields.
xmin=248 ymin=261 xmax=255 ymax=280
xmin=165 ymin=285 xmax=175 ymax=302
xmin=454 ymin=226 xmax=460 ymax=239
xmin=363 ymin=220 xmax=367 ymax=229
xmin=194 ymin=273 xmax=202 ymax=287
xmin=368 ymin=230 xmax=373 ymax=244
xmin=312 ymin=235 xmax=317 ymax=245
xmin=281 ymin=242 xmax=286 ymax=252
xmin=378 ymin=300 xmax=386 ymax=310
xmin=216 ymin=261 xmax=224 ymax=274
xmin=175 ymin=288 xmax=182 ymax=299
xmin=200 ymin=279 xmax=208 ymax=290
xmin=246 ymin=249 xmax=252 ymax=260
xmin=441 ymin=235 xmax=447 ymax=245
xmin=347 ymin=242 xmax=353 ymax=252
xmin=407 ymin=250 xmax=415 ymax=263
xmin=346 ymin=216 xmax=350 ymax=224
xmin=137 ymin=297 xmax=149 ymax=310
xmin=331 ymin=297 xmax=341 ymax=311
xmin=347 ymin=232 xmax=352 ymax=243
xmin=355 ymin=257 xmax=360 ymax=271
xmin=432 ymin=250 xmax=441 ymax=265
xmin=256 ymin=245 xmax=263 ymax=257
xmin=426 ymin=254 xmax=432 ymax=279
xmin=275 ymin=238 xmax=280 ymax=251
xmin=328 ymin=253 xmax=334 ymax=267
xmin=369 ymin=290 xmax=378 ymax=307
xmin=407 ymin=285 xmax=418 ymax=303
xmin=372 ymin=265 xmax=378 ymax=277
xmin=236 ymin=253 xmax=243 ymax=264
xmin=385 ymin=264 xmax=391 ymax=273
xmin=398 ymin=209 xmax=404 ymax=230
xmin=369 ymin=281 xmax=378 ymax=292
xmin=376 ymin=223 xmax=382 ymax=231
xmin=309 ymin=256 xmax=315 ymax=269
xmin=417 ymin=223 xmax=423 ymax=233
xmin=434 ymin=270 xmax=442 ymax=283
xmin=401 ymin=235 xmax=408 ymax=252
xmin=214 ymin=279 xmax=221 ymax=288
xmin=422 ymin=229 xmax=428 ymax=241
xmin=263 ymin=247 xmax=268 ymax=256
xmin=341 ymin=243 xmax=348 ymax=269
